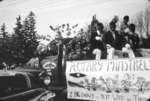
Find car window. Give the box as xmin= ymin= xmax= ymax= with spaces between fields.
xmin=0 ymin=74 xmax=29 ymax=98
xmin=29 ymin=74 xmax=44 ymax=88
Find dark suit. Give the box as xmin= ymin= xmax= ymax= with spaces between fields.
xmin=90 ymin=31 xmax=105 ymax=52
xmin=126 ymin=33 xmax=139 ymax=50
xmin=103 ymin=31 xmax=125 ymax=50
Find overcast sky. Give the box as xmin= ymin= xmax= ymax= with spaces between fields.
xmin=0 ymin=0 xmax=149 ymax=35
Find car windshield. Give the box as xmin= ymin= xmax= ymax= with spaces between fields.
xmin=0 ymin=74 xmax=28 ymax=98
xmin=29 ymin=74 xmax=44 ymax=88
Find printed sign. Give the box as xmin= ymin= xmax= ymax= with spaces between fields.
xmin=66 ymin=58 xmax=150 ymax=101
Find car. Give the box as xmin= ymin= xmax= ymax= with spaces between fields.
xmin=38 ymin=38 xmax=96 ymax=101
xmin=0 ymin=70 xmax=55 ymax=101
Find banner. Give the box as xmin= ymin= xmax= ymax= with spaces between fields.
xmin=66 ymin=58 xmax=150 ymax=101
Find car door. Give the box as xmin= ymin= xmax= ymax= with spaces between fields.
xmin=0 ymin=74 xmax=42 ymax=101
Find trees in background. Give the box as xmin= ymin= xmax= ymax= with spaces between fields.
xmin=0 ymin=23 xmax=11 ymax=64
xmin=12 ymin=11 xmax=38 ymax=65
xmin=0 ymin=11 xmax=38 ymax=66
xmin=135 ymin=6 xmax=150 ymax=48
xmin=12 ymin=15 xmax=25 ymax=64
xmin=0 ymin=23 xmax=8 ymax=39
xmin=0 ymin=7 xmax=150 ymax=67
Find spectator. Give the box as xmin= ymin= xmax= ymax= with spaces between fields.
xmin=2 ymin=62 xmax=8 ymax=70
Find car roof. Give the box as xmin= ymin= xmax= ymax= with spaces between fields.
xmin=0 ymin=70 xmax=28 ymax=76
xmin=14 ymin=68 xmax=42 ymax=72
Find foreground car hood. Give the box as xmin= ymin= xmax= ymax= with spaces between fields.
xmin=0 ymin=88 xmax=55 ymax=101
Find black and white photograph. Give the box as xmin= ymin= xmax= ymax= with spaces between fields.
xmin=0 ymin=0 xmax=150 ymax=101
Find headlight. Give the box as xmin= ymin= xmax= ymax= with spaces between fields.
xmin=43 ymin=76 xmax=51 ymax=86
xmin=42 ymin=62 xmax=56 ymax=70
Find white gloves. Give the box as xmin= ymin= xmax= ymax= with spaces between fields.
xmin=95 ymin=36 xmax=102 ymax=41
